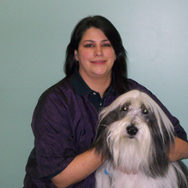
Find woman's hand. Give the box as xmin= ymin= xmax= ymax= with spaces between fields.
xmin=51 ymin=148 xmax=103 ymax=188
xmin=169 ymin=137 xmax=188 ymax=162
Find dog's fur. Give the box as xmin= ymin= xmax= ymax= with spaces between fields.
xmin=93 ymin=90 xmax=188 ymax=188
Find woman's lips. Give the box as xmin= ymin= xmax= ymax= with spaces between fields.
xmin=90 ymin=60 xmax=106 ymax=64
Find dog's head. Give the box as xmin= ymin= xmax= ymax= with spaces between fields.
xmin=93 ymin=90 xmax=175 ymax=176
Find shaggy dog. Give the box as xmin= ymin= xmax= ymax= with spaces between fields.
xmin=93 ymin=90 xmax=188 ymax=188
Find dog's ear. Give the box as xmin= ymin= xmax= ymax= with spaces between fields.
xmin=146 ymin=111 xmax=174 ymax=177
xmin=93 ymin=124 xmax=106 ymax=145
xmin=92 ymin=107 xmax=122 ymax=159
xmin=92 ymin=123 xmax=111 ymax=159
xmin=94 ymin=105 xmax=126 ymax=145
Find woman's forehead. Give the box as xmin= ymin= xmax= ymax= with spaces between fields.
xmin=80 ymin=27 xmax=109 ymax=42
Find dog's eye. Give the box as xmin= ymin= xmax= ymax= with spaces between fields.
xmin=142 ymin=108 xmax=148 ymax=114
xmin=122 ymin=106 xmax=128 ymax=112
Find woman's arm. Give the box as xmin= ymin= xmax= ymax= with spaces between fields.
xmin=51 ymin=148 xmax=103 ymax=188
xmin=169 ymin=137 xmax=188 ymax=161
xmin=51 ymin=137 xmax=188 ymax=188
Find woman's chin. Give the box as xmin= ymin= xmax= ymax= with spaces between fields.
xmin=91 ymin=70 xmax=110 ymax=78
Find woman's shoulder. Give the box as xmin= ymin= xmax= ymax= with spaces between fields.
xmin=126 ymin=78 xmax=149 ymax=92
xmin=125 ymin=78 xmax=161 ymax=104
xmin=37 ymin=76 xmax=74 ymax=107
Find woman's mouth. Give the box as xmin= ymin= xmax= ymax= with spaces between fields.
xmin=90 ymin=60 xmax=106 ymax=64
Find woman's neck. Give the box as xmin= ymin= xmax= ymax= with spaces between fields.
xmin=80 ymin=73 xmax=112 ymax=98
xmin=89 ymin=78 xmax=111 ymax=97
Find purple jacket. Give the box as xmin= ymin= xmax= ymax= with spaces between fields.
xmin=23 ymin=72 xmax=187 ymax=188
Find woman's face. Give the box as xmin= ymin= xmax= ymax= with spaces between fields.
xmin=74 ymin=27 xmax=116 ymax=81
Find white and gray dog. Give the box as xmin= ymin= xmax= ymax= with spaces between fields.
xmin=93 ymin=90 xmax=188 ymax=188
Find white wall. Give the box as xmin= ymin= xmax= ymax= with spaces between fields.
xmin=0 ymin=0 xmax=187 ymax=187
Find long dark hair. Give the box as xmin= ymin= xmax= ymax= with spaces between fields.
xmin=64 ymin=15 xmax=128 ymax=94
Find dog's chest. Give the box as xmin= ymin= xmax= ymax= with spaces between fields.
xmin=111 ymin=172 xmax=156 ymax=188
xmin=95 ymin=166 xmax=178 ymax=188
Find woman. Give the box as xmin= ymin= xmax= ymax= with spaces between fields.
xmin=24 ymin=15 xmax=188 ymax=188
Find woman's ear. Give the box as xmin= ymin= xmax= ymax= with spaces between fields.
xmin=74 ymin=50 xmax=79 ymax=61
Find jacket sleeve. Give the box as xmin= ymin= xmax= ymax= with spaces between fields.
xmin=31 ymin=89 xmax=76 ymax=178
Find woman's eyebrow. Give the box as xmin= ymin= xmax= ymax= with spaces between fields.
xmin=82 ymin=40 xmax=95 ymax=43
xmin=82 ymin=39 xmax=110 ymax=43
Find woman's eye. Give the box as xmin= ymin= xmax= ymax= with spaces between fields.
xmin=84 ymin=43 xmax=94 ymax=48
xmin=102 ymin=43 xmax=111 ymax=47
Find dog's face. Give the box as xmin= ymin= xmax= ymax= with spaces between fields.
xmin=93 ymin=90 xmax=174 ymax=175
xmin=100 ymin=94 xmax=153 ymax=140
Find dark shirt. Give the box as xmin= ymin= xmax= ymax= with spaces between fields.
xmin=23 ymin=72 xmax=187 ymax=188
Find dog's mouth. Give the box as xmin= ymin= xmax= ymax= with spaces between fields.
xmin=128 ymin=135 xmax=135 ymax=139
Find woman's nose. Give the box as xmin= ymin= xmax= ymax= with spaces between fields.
xmin=95 ymin=46 xmax=103 ymax=56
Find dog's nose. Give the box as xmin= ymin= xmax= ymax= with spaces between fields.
xmin=126 ymin=125 xmax=138 ymax=136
